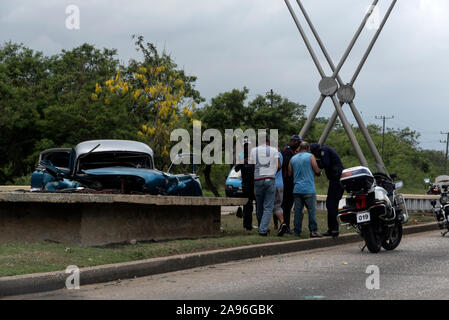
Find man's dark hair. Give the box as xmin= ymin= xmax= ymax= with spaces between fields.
xmin=310 ymin=143 xmax=321 ymax=155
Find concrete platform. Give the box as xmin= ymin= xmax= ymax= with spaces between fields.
xmin=0 ymin=191 xmax=247 ymax=246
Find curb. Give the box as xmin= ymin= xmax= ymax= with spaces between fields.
xmin=0 ymin=222 xmax=438 ymax=297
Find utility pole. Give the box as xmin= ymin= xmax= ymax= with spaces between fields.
xmin=441 ymin=131 xmax=449 ymax=175
xmin=266 ymin=89 xmax=274 ymax=108
xmin=375 ymin=115 xmax=394 ymax=161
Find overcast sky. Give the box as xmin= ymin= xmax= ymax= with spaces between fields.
xmin=1 ymin=0 xmax=448 ymax=151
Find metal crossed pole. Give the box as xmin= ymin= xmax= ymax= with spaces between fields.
xmin=284 ymin=0 xmax=397 ymax=174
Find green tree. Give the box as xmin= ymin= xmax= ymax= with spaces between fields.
xmin=95 ymin=35 xmax=204 ymax=169
xmin=41 ymin=43 xmax=131 ymax=146
xmin=0 ymin=42 xmax=50 ymax=182
xmin=248 ymin=91 xmax=306 ymax=144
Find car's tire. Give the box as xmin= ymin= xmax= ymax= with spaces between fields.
xmin=381 ymin=222 xmax=402 ymax=251
xmin=362 ymin=224 xmax=382 ymax=253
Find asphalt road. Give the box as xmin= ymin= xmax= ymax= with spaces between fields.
xmin=8 ymin=231 xmax=449 ymax=300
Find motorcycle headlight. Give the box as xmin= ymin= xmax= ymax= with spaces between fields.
xmin=440 ymin=195 xmax=449 ymax=205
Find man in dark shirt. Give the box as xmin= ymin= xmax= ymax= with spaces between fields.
xmin=310 ymin=143 xmax=344 ymax=237
xmin=235 ymin=139 xmax=255 ymax=230
xmin=281 ymin=134 xmax=302 ymax=233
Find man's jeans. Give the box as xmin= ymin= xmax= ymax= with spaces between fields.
xmin=254 ymin=179 xmax=276 ymax=234
xmin=293 ymin=193 xmax=318 ymax=235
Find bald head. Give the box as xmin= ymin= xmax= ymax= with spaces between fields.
xmin=299 ymin=141 xmax=310 ymax=152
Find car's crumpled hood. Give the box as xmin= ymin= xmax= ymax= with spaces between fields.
xmin=84 ymin=167 xmax=161 ymax=178
xmin=82 ymin=167 xmax=181 ymax=194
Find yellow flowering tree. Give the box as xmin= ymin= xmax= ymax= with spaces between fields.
xmin=93 ymin=36 xmax=203 ymax=169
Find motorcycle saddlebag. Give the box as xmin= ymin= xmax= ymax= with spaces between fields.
xmin=340 ymin=166 xmax=374 ymax=193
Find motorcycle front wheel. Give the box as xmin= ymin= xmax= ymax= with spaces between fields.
xmin=381 ymin=222 xmax=403 ymax=250
xmin=362 ymin=224 xmax=382 ymax=253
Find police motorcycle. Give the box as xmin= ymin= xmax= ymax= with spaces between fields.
xmin=429 ymin=175 xmax=449 ymax=236
xmin=337 ymin=167 xmax=408 ymax=253
xmin=424 ymin=178 xmax=441 ymax=195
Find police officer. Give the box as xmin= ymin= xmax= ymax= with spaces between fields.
xmin=310 ymin=143 xmax=344 ymax=237
xmin=281 ymin=134 xmax=302 ymax=233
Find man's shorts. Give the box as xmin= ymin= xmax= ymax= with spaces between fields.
xmin=273 ymin=187 xmax=284 ymax=215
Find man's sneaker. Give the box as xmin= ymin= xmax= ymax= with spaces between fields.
xmin=277 ymin=223 xmax=288 ymax=237
xmin=322 ymin=231 xmax=339 ymax=238
xmin=310 ymin=232 xmax=323 ymax=238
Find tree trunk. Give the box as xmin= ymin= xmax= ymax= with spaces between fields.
xmin=204 ymin=164 xmax=219 ymax=197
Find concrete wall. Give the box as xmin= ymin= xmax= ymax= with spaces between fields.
xmin=0 ymin=192 xmax=246 ymax=246
xmin=0 ymin=188 xmax=438 ymax=247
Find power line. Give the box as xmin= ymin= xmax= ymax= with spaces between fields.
xmin=394 ymin=118 xmax=427 ymax=131
xmin=376 ymin=116 xmax=441 ymax=135
xmin=420 ymin=140 xmax=442 ymax=143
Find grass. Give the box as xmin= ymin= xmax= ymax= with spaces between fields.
xmin=0 ymin=211 xmax=435 ymax=277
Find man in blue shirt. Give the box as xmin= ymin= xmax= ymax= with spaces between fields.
xmin=281 ymin=134 xmax=302 ymax=233
xmin=288 ymin=141 xmax=322 ymax=238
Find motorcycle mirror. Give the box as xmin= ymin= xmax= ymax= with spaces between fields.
xmin=431 ymin=199 xmax=437 ymax=207
xmin=394 ymin=180 xmax=403 ymax=190
xmin=424 ymin=178 xmax=430 ymax=184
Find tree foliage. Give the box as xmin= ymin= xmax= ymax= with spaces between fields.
xmin=93 ymin=36 xmax=203 ymax=169
xmin=0 ymin=38 xmax=202 ymax=183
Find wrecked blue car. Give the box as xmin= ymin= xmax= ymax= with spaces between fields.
xmin=31 ymin=140 xmax=202 ymax=196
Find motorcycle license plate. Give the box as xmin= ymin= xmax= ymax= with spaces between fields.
xmin=357 ymin=212 xmax=371 ymax=224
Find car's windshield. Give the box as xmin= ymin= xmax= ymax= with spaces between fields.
xmin=41 ymin=151 xmax=71 ymax=170
xmin=78 ymin=152 xmax=153 ymax=171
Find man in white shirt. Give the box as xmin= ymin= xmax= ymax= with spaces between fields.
xmin=250 ymin=136 xmax=281 ymax=236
